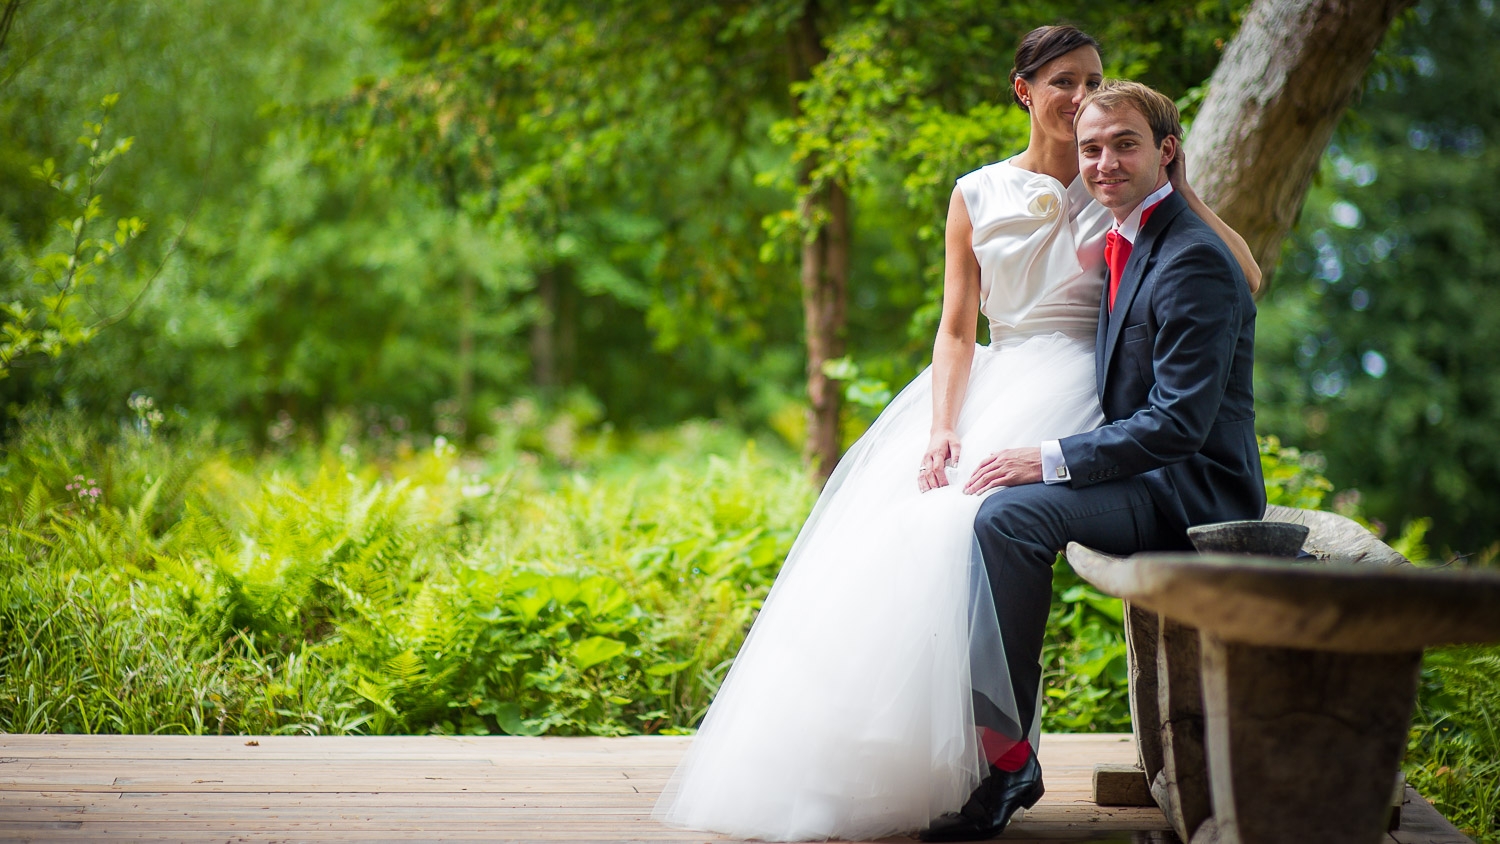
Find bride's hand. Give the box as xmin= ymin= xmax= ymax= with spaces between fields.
xmin=918 ymin=431 xmax=962 ymax=492
xmin=1167 ymin=143 xmax=1188 ymax=190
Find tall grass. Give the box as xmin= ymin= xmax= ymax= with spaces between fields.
xmin=0 ymin=410 xmax=810 ymax=736
xmin=0 ymin=409 xmax=1493 ymax=839
xmin=1408 ymin=645 xmax=1500 ymax=842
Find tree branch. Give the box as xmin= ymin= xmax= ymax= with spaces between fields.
xmin=0 ymin=0 xmax=21 ymax=57
xmin=89 ymin=123 xmax=216 ymax=333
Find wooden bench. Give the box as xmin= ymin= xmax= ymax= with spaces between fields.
xmin=1065 ymin=505 xmax=1500 ymax=844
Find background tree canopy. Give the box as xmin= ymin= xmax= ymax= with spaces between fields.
xmin=1255 ymin=0 xmax=1500 ymax=552
xmin=1 ymin=0 xmax=1496 ymax=552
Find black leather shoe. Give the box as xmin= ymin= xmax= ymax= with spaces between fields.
xmin=918 ymin=753 xmax=1044 ymax=841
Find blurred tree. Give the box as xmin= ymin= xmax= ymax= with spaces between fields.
xmin=1 ymin=96 xmax=148 ymax=377
xmin=1255 ymin=0 xmax=1500 ymax=552
xmin=366 ymin=0 xmax=1254 ymax=477
xmin=366 ymin=0 xmax=851 ymax=469
xmin=0 ymin=0 xmax=1438 ymax=491
xmin=1189 ymin=0 xmax=1417 ymax=277
xmin=0 ymin=0 xmax=541 ymax=438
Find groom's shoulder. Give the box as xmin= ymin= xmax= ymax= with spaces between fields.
xmin=1153 ymin=202 xmax=1247 ymax=291
xmin=1159 ymin=202 xmax=1238 ymax=269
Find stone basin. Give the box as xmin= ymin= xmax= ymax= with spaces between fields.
xmin=1186 ymin=519 xmax=1308 ymax=557
xmin=1063 ymin=547 xmax=1500 ymax=653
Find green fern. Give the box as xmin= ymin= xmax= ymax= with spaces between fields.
xmin=1408 ymin=645 xmax=1500 ymax=842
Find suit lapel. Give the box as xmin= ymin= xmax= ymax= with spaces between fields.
xmin=1099 ymin=191 xmax=1187 ymax=389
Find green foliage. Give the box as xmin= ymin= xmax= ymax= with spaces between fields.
xmin=0 ymin=409 xmax=811 ymax=736
xmin=1042 ymin=563 xmax=1130 ymax=731
xmin=1408 ymin=645 xmax=1500 ymax=843
xmin=0 ymin=0 xmax=1256 ymax=445
xmin=1260 ymin=434 xmax=1435 ymax=563
xmin=1259 ymin=434 xmax=1335 ymax=510
xmin=2 ymin=95 xmax=145 ymax=375
xmin=1255 ymin=0 xmax=1500 ymax=552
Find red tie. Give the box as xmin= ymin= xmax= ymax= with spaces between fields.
xmin=1106 ymin=229 xmax=1129 ymax=312
xmin=1106 ymin=200 xmax=1161 ymax=311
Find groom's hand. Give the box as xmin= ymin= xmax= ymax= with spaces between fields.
xmin=964 ymin=447 xmax=1043 ymax=495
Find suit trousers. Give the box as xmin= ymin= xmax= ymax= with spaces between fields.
xmin=971 ymin=477 xmax=1189 ymax=742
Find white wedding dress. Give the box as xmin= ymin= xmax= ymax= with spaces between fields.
xmin=654 ymin=159 xmax=1112 ymax=841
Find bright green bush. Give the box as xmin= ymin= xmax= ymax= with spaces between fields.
xmin=0 ymin=410 xmax=810 ymax=736
xmin=1408 ymin=645 xmax=1500 ymax=842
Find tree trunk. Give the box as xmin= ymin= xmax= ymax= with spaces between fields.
xmin=790 ymin=1 xmax=850 ymax=484
xmin=1187 ymin=0 xmax=1416 ymax=281
xmin=799 ymin=180 xmax=849 ymax=483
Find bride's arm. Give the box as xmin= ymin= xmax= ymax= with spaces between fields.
xmin=920 ymin=187 xmax=983 ymax=492
xmin=1169 ymin=151 xmax=1263 ymax=295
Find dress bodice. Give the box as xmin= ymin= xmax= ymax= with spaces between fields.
xmin=956 ymin=158 xmax=1111 ymax=344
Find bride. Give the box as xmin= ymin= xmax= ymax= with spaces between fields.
xmin=654 ymin=25 xmax=1260 ymax=842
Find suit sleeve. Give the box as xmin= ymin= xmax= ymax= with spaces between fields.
xmin=1059 ymin=241 xmax=1243 ymax=485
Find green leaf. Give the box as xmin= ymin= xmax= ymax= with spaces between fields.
xmin=511 ymin=591 xmax=549 ymax=621
xmin=845 ymin=378 xmax=892 ymax=409
xmin=821 ymin=356 xmax=859 ymax=381
xmin=572 ymin=636 xmax=625 ymax=670
xmin=547 ymin=576 xmax=579 ymax=607
xmin=483 ymin=701 xmax=545 ymax=736
xmin=644 ymin=659 xmax=692 ymax=676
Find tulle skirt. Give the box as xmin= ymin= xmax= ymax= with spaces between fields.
xmin=654 ymin=332 xmax=1105 ymax=841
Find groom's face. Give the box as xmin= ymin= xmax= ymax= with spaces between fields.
xmin=1076 ymin=103 xmax=1175 ymax=219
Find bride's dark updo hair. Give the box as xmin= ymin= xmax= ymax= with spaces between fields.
xmin=1010 ymin=25 xmax=1101 ymax=111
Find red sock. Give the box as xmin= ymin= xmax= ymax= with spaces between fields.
xmin=994 ymin=739 xmax=1032 ymax=772
xmin=979 ymin=729 xmax=1032 ymax=772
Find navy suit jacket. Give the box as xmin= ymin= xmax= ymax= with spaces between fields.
xmin=1059 ymin=190 xmax=1265 ymax=532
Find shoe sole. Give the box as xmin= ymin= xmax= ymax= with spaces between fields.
xmin=917 ymin=777 xmax=1046 ymax=841
xmin=1005 ymin=780 xmax=1045 ymax=830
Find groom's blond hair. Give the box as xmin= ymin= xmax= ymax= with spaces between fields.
xmin=1076 ymin=80 xmax=1182 ymax=148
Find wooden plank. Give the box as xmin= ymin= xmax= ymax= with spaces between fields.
xmin=0 ymin=734 xmax=1470 ymax=843
xmin=0 ymin=784 xmax=657 ymax=794
xmin=1390 ymin=785 xmax=1477 ymax=844
xmin=0 ymin=825 xmax=729 ymax=842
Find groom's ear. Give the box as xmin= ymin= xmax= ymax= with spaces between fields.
xmin=1159 ymin=134 xmax=1180 ymax=170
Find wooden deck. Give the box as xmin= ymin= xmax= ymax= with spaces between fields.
xmin=0 ymin=733 xmax=1473 ymax=842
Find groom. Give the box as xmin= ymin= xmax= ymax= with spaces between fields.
xmin=921 ymin=80 xmax=1265 ymax=841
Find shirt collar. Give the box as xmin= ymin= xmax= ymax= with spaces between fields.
xmin=1115 ymin=182 xmax=1174 ymax=245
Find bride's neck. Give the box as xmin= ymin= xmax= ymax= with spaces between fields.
xmin=1013 ymin=136 xmax=1079 ymax=185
